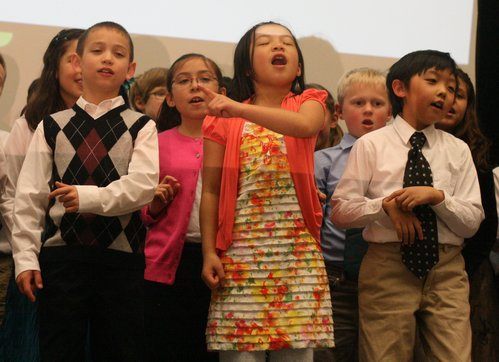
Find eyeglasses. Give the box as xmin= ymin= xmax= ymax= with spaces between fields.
xmin=148 ymin=89 xmax=168 ymax=98
xmin=172 ymin=74 xmax=218 ymax=89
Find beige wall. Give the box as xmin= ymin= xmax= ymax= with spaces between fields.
xmin=0 ymin=5 xmax=477 ymax=131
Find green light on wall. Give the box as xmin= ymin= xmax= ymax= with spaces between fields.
xmin=0 ymin=32 xmax=13 ymax=47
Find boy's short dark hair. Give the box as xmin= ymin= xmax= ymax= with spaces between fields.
xmin=387 ymin=50 xmax=457 ymax=117
xmin=76 ymin=21 xmax=134 ymax=61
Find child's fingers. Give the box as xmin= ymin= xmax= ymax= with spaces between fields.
xmin=55 ymin=181 xmax=70 ymax=188
xmin=34 ymin=271 xmax=43 ymax=289
xmin=48 ymin=187 xmax=70 ymax=200
xmin=198 ymin=85 xmax=217 ymax=101
xmin=65 ymin=206 xmax=79 ymax=213
xmin=394 ymin=222 xmax=402 ymax=242
xmin=407 ymin=223 xmax=415 ymax=245
xmin=160 ymin=175 xmax=178 ymax=185
xmin=414 ymin=218 xmax=424 ymax=241
xmin=385 ymin=189 xmax=404 ymax=202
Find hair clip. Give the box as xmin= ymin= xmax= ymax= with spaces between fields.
xmin=123 ymin=77 xmax=135 ymax=91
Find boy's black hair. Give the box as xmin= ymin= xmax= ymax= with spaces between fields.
xmin=76 ymin=21 xmax=134 ymax=61
xmin=231 ymin=21 xmax=305 ymax=102
xmin=387 ymin=50 xmax=457 ymax=117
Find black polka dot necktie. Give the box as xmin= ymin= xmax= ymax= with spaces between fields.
xmin=401 ymin=132 xmax=439 ymax=279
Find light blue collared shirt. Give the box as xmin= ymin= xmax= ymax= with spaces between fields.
xmin=315 ymin=133 xmax=357 ymax=262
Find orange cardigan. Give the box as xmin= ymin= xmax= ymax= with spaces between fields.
xmin=202 ymin=89 xmax=326 ymax=251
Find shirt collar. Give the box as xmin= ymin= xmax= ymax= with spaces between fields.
xmin=393 ymin=115 xmax=436 ymax=148
xmin=339 ymin=133 xmax=357 ymax=150
xmin=76 ymin=96 xmax=124 ymax=118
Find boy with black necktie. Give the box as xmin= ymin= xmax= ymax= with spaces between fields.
xmin=331 ymin=50 xmax=484 ymax=361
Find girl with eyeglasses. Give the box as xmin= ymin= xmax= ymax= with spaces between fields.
xmin=142 ymin=53 xmax=224 ymax=361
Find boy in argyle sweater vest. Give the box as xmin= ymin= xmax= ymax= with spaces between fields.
xmin=11 ymin=22 xmax=158 ymax=361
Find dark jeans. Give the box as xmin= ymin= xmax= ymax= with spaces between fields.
xmin=38 ymin=258 xmax=145 ymax=362
xmin=144 ymin=242 xmax=217 ymax=362
xmin=314 ymin=262 xmax=359 ymax=362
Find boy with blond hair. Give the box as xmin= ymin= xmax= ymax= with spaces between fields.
xmin=315 ymin=67 xmax=391 ymax=361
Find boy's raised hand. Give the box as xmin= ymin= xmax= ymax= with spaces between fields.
xmin=385 ymin=186 xmax=444 ymax=212
xmin=198 ymin=85 xmax=242 ymax=118
xmin=382 ymin=197 xmax=424 ymax=245
xmin=149 ymin=175 xmax=180 ymax=217
xmin=48 ymin=181 xmax=79 ymax=213
xmin=16 ymin=270 xmax=43 ymax=302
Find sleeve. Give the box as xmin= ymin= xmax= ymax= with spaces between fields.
xmin=0 ymin=118 xmax=33 ymax=239
xmin=330 ymin=138 xmax=388 ymax=228
xmin=75 ymin=120 xmax=159 ymax=216
xmin=314 ymin=151 xmax=330 ymax=196
xmin=431 ymin=146 xmax=484 ymax=238
xmin=11 ymin=123 xmax=52 ymax=277
xmin=202 ymin=115 xmax=228 ymax=145
xmin=300 ymin=89 xmax=327 ymax=110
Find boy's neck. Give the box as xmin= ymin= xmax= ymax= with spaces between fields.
xmin=252 ymin=84 xmax=290 ymax=107
xmin=400 ymin=112 xmax=432 ymax=131
xmin=82 ymin=89 xmax=120 ymax=105
xmin=178 ymin=117 xmax=202 ymax=138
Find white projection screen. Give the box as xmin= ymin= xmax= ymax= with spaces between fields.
xmin=0 ymin=0 xmax=476 ymax=130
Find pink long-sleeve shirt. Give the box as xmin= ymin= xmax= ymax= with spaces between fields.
xmin=141 ymin=127 xmax=203 ymax=284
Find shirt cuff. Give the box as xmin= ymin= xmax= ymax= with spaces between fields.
xmin=431 ymin=189 xmax=450 ymax=217
xmin=13 ymin=252 xmax=41 ymax=279
xmin=75 ymin=185 xmax=100 ymax=213
xmin=365 ymin=197 xmax=387 ymax=222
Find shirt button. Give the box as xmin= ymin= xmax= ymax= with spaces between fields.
xmin=195 ymin=152 xmax=200 ymax=158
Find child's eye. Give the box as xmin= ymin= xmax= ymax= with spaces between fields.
xmin=373 ymin=101 xmax=384 ymax=107
xmin=256 ymin=42 xmax=269 ymax=46
xmin=447 ymin=86 xmax=455 ymax=94
xmin=426 ymin=78 xmax=437 ymax=84
xmin=354 ymin=100 xmax=364 ymax=106
xmin=176 ymin=78 xmax=190 ymax=85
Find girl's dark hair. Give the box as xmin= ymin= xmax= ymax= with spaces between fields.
xmin=156 ymin=53 xmax=224 ymax=132
xmin=24 ymin=28 xmax=84 ymax=131
xmin=451 ymin=68 xmax=491 ymax=171
xmin=387 ymin=50 xmax=457 ymax=117
xmin=230 ymin=21 xmax=305 ymax=102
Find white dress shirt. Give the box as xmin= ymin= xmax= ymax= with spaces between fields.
xmin=12 ymin=96 xmax=159 ymax=277
xmin=331 ymin=115 xmax=484 ymax=246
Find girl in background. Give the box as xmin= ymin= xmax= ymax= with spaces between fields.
xmin=142 ymin=53 xmax=223 ymax=361
xmin=0 ymin=28 xmax=84 ymax=362
xmin=435 ymin=68 xmax=498 ymax=361
xmin=306 ymin=83 xmax=343 ymax=151
xmin=129 ymin=67 xmax=168 ymax=121
xmin=200 ymin=21 xmax=334 ymax=361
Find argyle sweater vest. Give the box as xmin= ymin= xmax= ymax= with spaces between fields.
xmin=40 ymin=104 xmax=149 ymax=264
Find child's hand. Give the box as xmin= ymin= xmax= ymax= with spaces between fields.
xmin=48 ymin=181 xmax=79 ymax=213
xmin=149 ymin=175 xmax=180 ymax=217
xmin=385 ymin=186 xmax=444 ymax=212
xmin=202 ymin=252 xmax=225 ymax=290
xmin=16 ymin=270 xmax=43 ymax=302
xmin=198 ymin=85 xmax=242 ymax=118
xmin=317 ymin=189 xmax=326 ymax=205
xmin=382 ymin=198 xmax=423 ymax=245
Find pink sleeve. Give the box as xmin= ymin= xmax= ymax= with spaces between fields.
xmin=141 ymin=204 xmax=162 ymax=226
xmin=300 ymin=88 xmax=327 ymax=111
xmin=202 ymin=115 xmax=228 ymax=145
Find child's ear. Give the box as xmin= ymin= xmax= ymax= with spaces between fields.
xmin=335 ymin=103 xmax=343 ymax=120
xmin=134 ymin=96 xmax=145 ymax=111
xmin=165 ymin=92 xmax=175 ymax=108
xmin=71 ymin=53 xmax=82 ymax=75
xmin=126 ymin=62 xmax=137 ymax=81
xmin=219 ymin=86 xmax=227 ymax=96
xmin=391 ymin=79 xmax=407 ymax=98
xmin=296 ymin=63 xmax=302 ymax=78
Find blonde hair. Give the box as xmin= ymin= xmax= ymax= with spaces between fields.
xmin=130 ymin=67 xmax=168 ymax=110
xmin=336 ymin=67 xmax=387 ymax=105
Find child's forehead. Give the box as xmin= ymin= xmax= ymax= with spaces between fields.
xmin=255 ymin=24 xmax=292 ymax=37
xmin=345 ymin=82 xmax=387 ymax=98
xmin=175 ymin=57 xmax=214 ymax=74
xmin=85 ymin=27 xmax=129 ymax=47
xmin=418 ymin=67 xmax=455 ymax=79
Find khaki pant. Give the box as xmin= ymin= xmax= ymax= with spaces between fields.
xmin=358 ymin=243 xmax=471 ymax=362
xmin=0 ymin=253 xmax=13 ymax=324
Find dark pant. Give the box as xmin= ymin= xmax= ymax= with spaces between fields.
xmin=38 ymin=258 xmax=145 ymax=362
xmin=314 ymin=262 xmax=359 ymax=362
xmin=144 ymin=242 xmax=217 ymax=362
